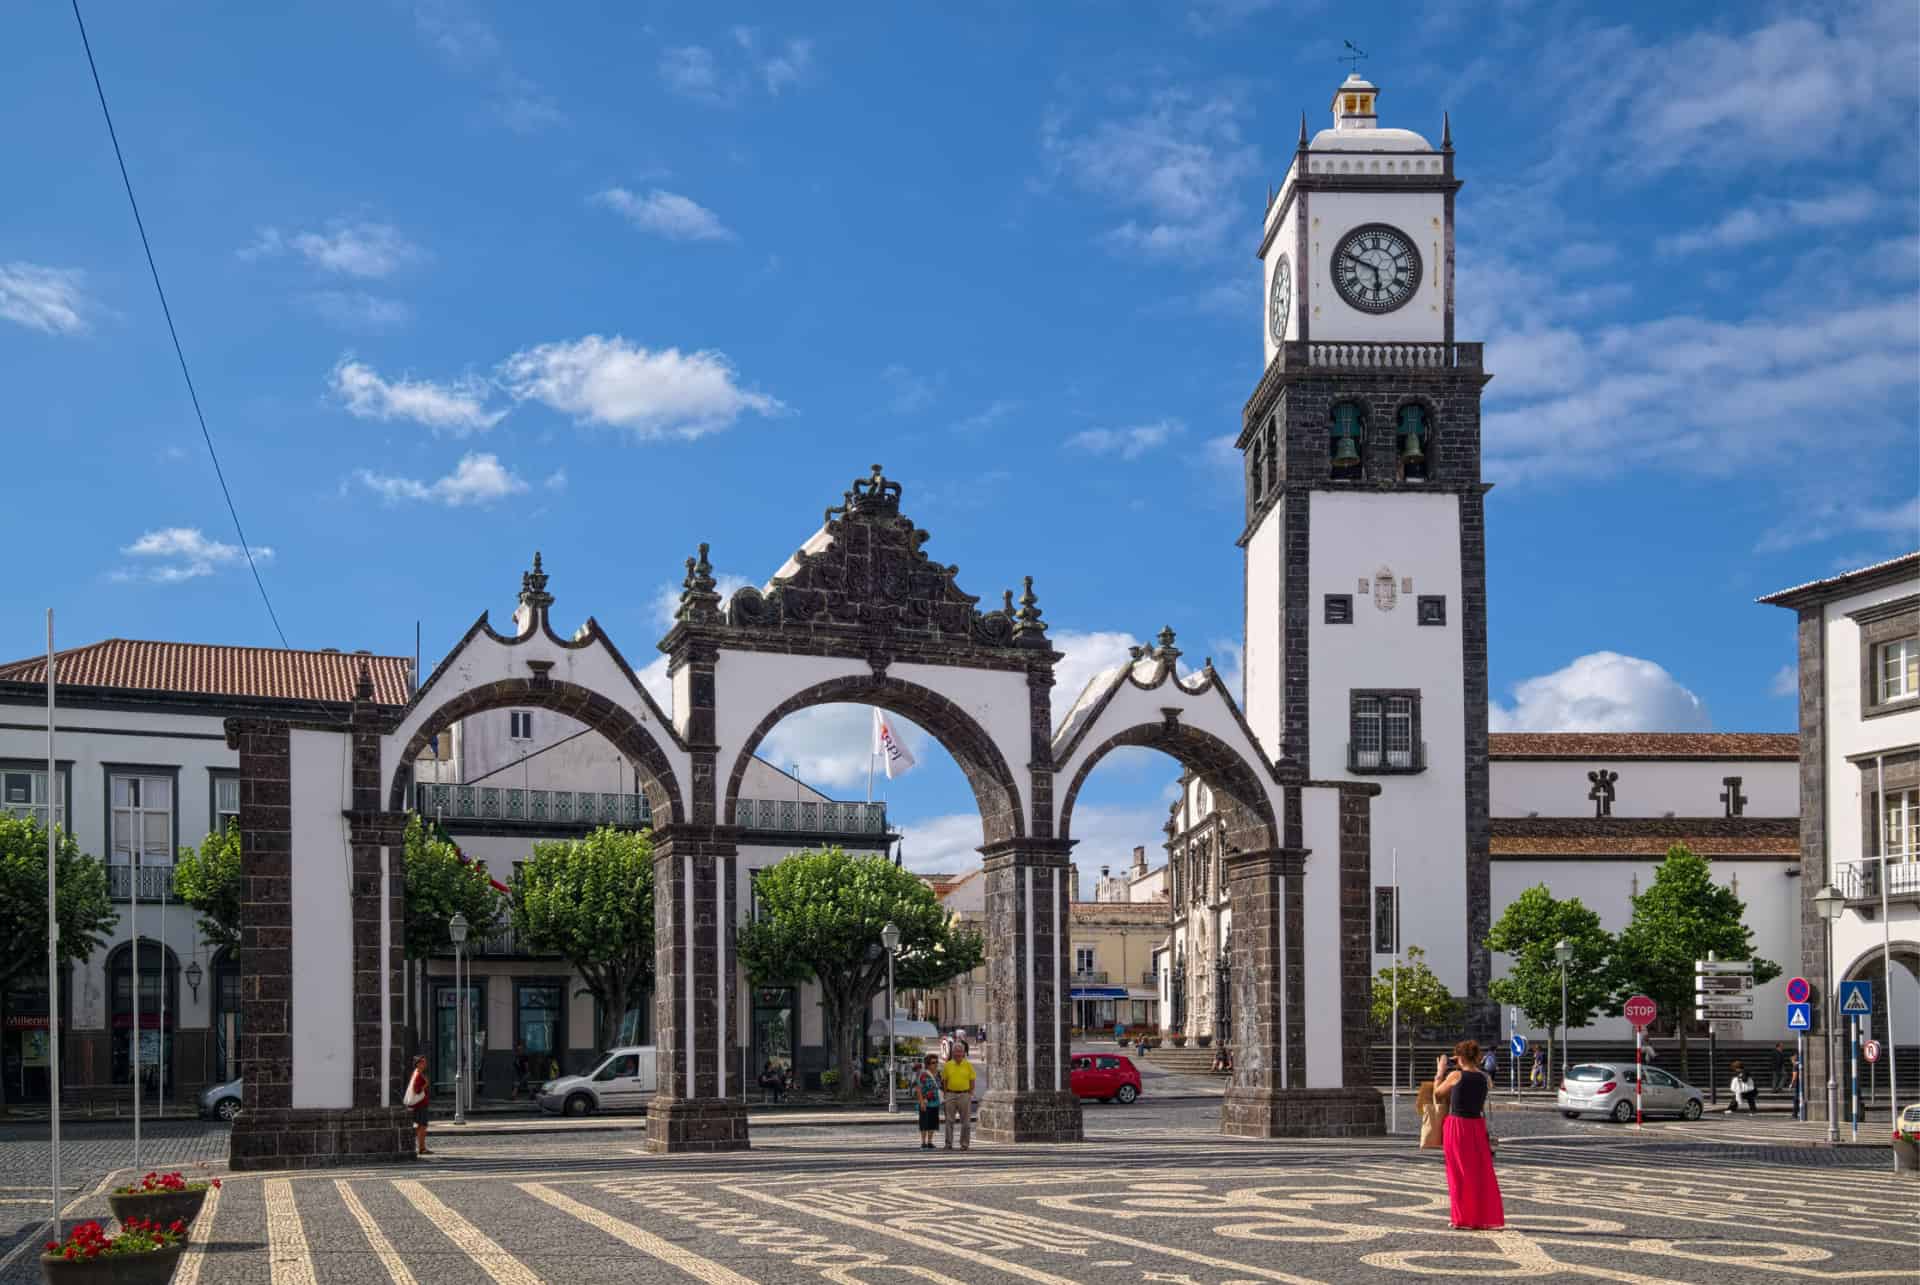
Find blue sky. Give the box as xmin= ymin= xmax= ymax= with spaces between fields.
xmin=4 ymin=1 xmax=1916 ymax=873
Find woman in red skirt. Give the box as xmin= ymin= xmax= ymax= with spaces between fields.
xmin=1434 ymin=1040 xmax=1504 ymax=1229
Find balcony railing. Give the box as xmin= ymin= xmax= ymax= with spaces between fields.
xmin=414 ymin=783 xmax=888 ymax=836
xmin=107 ymin=865 xmax=174 ymax=901
xmin=1836 ymin=856 xmax=1920 ymax=904
xmin=1347 ymin=740 xmax=1429 ymax=774
xmin=1245 ymin=342 xmax=1484 ymax=421
xmin=1071 ymin=970 xmax=1109 ymax=984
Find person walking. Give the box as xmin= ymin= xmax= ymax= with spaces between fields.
xmin=1433 ymin=1042 xmax=1504 ymax=1231
xmin=912 ymin=1053 xmax=943 ymax=1150
xmin=1728 ymin=1060 xmax=1756 ymax=1113
xmin=511 ymin=1044 xmax=530 ymax=1101
xmin=404 ymin=1054 xmax=432 ymax=1156
xmin=1770 ymin=1041 xmax=1787 ymax=1095
xmin=941 ymin=1042 xmax=975 ymax=1151
xmin=1529 ymin=1047 xmax=1546 ymax=1089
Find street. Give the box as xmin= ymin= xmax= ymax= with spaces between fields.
xmin=2 ymin=1099 xmax=1907 ymax=1284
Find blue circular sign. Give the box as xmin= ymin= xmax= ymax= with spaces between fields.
xmin=1785 ymin=976 xmax=1811 ymax=1004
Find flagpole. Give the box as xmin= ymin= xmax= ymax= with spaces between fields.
xmin=1878 ymin=754 xmax=1899 ymax=1129
xmin=1390 ymin=845 xmax=1399 ymax=1135
xmin=46 ymin=610 xmax=63 ymax=1241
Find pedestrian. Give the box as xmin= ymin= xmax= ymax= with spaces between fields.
xmin=1770 ymin=1041 xmax=1787 ymax=1094
xmin=1529 ymin=1047 xmax=1546 ymax=1089
xmin=940 ymin=1041 xmax=975 ymax=1151
xmin=912 ymin=1053 xmax=943 ymax=1150
xmin=758 ymin=1062 xmax=787 ymax=1104
xmin=511 ymin=1044 xmax=529 ymax=1101
xmin=1789 ymin=1054 xmax=1803 ymax=1119
xmin=404 ymin=1054 xmax=432 ymax=1156
xmin=1433 ymin=1042 xmax=1504 ymax=1231
xmin=1728 ymin=1060 xmax=1756 ymax=1113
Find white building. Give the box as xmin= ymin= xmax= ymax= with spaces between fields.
xmin=1762 ymin=553 xmax=1920 ymax=1118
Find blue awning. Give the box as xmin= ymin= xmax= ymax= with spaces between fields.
xmin=1070 ymin=986 xmax=1130 ymax=1000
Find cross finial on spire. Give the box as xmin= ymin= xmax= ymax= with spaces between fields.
xmin=1298 ymin=110 xmax=1309 ymax=147
xmin=1442 ymin=110 xmax=1453 ymax=150
xmin=1338 ymin=39 xmax=1367 ymax=73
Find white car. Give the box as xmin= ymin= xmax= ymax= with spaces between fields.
xmin=1558 ymin=1061 xmax=1704 ymax=1122
xmin=536 ymin=1046 xmax=657 ymax=1116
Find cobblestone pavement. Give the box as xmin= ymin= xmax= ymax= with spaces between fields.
xmin=5 ymin=1102 xmax=1910 ymax=1285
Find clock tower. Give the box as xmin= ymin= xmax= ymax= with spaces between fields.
xmin=1239 ymin=72 xmax=1492 ymax=1030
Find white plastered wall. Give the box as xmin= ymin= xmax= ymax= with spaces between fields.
xmin=1303 ymin=190 xmax=1446 ymax=343
xmin=290 ymin=728 xmax=353 ymax=1108
xmin=1492 ymin=759 xmax=1798 ymax=818
xmin=1244 ymin=505 xmax=1284 ymax=765
xmin=1300 ymin=786 xmax=1343 ymax=1088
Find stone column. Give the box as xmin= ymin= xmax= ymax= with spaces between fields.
xmin=975 ymin=838 xmax=1082 ymax=1143
xmin=645 ymin=826 xmax=748 ymax=1152
xmin=227 ymin=717 xmax=292 ymax=1171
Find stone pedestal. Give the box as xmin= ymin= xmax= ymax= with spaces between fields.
xmin=230 ymin=1106 xmax=416 ymax=1171
xmin=644 ymin=1098 xmax=750 ymax=1153
xmin=646 ymin=827 xmax=749 ymax=1153
xmin=974 ymin=839 xmax=1082 ymax=1145
xmin=1221 ymin=1086 xmax=1384 ymax=1138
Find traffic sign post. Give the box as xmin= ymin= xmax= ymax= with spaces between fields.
xmin=1509 ymin=1034 xmax=1526 ymax=1097
xmin=1625 ymin=995 xmax=1655 ymax=1129
xmin=1784 ymin=976 xmax=1811 ymax=1005
xmin=1850 ymin=1017 xmax=1860 ymax=1143
xmin=1838 ymin=980 xmax=1873 ymax=1018
xmin=1864 ymin=1039 xmax=1882 ymax=1063
xmin=1786 ymin=1002 xmax=1812 ymax=1031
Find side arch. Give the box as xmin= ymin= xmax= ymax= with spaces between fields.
xmin=1059 ymin=722 xmax=1279 ymax=856
xmin=385 ymin=677 xmax=685 ymax=826
xmin=722 ymin=674 xmax=1025 ymax=844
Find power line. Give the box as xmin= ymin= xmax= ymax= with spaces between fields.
xmin=69 ymin=0 xmax=290 ymax=649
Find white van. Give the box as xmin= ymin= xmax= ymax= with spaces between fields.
xmin=536 ymin=1046 xmax=657 ymax=1116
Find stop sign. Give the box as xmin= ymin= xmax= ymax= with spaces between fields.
xmin=1624 ymin=995 xmax=1658 ymax=1029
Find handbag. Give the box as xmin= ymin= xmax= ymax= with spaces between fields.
xmin=403 ymin=1074 xmax=425 ymax=1108
xmin=1419 ymin=1099 xmax=1444 ymax=1150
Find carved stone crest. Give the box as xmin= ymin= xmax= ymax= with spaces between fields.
xmin=1372 ymin=566 xmax=1398 ymax=612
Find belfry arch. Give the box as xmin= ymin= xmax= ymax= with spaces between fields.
xmin=225 ymin=463 xmax=1380 ymax=1169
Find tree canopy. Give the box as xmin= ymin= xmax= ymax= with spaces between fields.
xmin=402 ymin=814 xmax=505 ymax=960
xmin=1369 ymin=945 xmax=1464 ymax=1038
xmin=1485 ymin=883 xmax=1614 ymax=1068
xmin=173 ymin=821 xmax=242 ymax=953
xmin=738 ymin=848 xmax=983 ymax=1098
xmin=512 ymin=826 xmax=653 ymax=1053
xmin=0 ymin=814 xmax=116 ymax=989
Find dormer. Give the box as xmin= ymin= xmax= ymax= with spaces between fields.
xmin=1332 ymin=73 xmax=1379 ymax=130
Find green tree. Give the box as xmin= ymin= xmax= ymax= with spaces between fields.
xmin=1485 ymin=884 xmax=1614 ymax=1076
xmin=512 ymin=826 xmax=653 ymax=1053
xmin=738 ymin=848 xmax=984 ymax=1100
xmin=1610 ymin=844 xmax=1781 ymax=1062
xmin=173 ymin=822 xmax=242 ymax=953
xmin=0 ymin=814 xmax=117 ymax=989
xmin=402 ymin=814 xmax=505 ymax=960
xmin=1369 ymin=945 xmax=1465 ymax=1042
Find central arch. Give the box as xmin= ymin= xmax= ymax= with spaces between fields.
xmin=1058 ymin=720 xmax=1279 ymax=856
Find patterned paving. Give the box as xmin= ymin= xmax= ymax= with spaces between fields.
xmin=9 ymin=1129 xmax=1910 ymax=1284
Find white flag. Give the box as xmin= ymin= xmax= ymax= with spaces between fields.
xmin=872 ymin=706 xmax=916 ymax=780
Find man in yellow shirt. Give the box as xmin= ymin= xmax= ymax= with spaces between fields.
xmin=939 ymin=1044 xmax=975 ymax=1150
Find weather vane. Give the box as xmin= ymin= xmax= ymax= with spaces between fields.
xmin=1339 ymin=40 xmax=1368 ymax=73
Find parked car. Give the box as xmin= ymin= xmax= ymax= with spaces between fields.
xmin=1557 ymin=1062 xmax=1703 ymax=1122
xmin=536 ymin=1046 xmax=657 ymax=1116
xmin=1069 ymin=1053 xmax=1142 ymax=1104
xmin=199 ymin=1076 xmax=242 ymax=1122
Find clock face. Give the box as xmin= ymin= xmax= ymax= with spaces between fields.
xmin=1333 ymin=224 xmax=1421 ymax=314
xmin=1268 ymin=255 xmax=1292 ymax=343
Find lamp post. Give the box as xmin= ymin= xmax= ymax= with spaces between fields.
xmin=185 ymin=959 xmax=203 ymax=1002
xmin=881 ymin=922 xmax=900 ymax=1114
xmin=449 ymin=912 xmax=469 ymax=1126
xmin=1553 ymin=938 xmax=1573 ymax=1083
xmin=1813 ymin=883 xmax=1845 ymax=1143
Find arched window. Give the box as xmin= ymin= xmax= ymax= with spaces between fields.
xmin=210 ymin=948 xmax=242 ymax=1082
xmin=108 ymin=939 xmax=180 ymax=1092
xmin=1396 ymin=404 xmax=1430 ymax=482
xmin=1330 ymin=402 xmax=1363 ymax=472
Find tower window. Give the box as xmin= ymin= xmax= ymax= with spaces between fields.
xmin=1330 ymin=402 xmax=1363 ymax=472
xmin=1265 ymin=417 xmax=1279 ymax=491
xmin=1325 ymin=595 xmax=1353 ymax=624
xmin=509 ymin=710 xmax=534 ymax=741
xmin=1250 ymin=439 xmax=1265 ymax=503
xmin=1417 ymin=595 xmax=1446 ymax=626
xmin=1345 ymin=95 xmax=1358 ymax=112
xmin=1349 ymin=691 xmax=1423 ymax=774
xmin=1396 ymin=405 xmax=1429 ymax=481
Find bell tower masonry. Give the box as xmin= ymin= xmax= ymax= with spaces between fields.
xmin=1239 ymin=72 xmax=1493 ymax=1031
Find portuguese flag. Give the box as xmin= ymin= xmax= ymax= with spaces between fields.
xmin=427 ymin=816 xmax=512 ymax=896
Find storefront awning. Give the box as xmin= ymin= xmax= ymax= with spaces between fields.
xmin=1070 ymin=986 xmax=1130 ymax=1000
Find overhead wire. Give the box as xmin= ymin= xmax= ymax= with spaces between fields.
xmin=69 ymin=0 xmax=290 ymax=648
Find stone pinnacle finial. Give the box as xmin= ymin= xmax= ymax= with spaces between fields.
xmin=354 ymin=660 xmax=374 ymax=702
xmin=518 ymin=550 xmax=554 ymax=611
xmin=1013 ymin=575 xmax=1047 ymax=642
xmin=1154 ymin=626 xmax=1181 ymax=665
xmin=1442 ymin=110 xmax=1453 ymax=150
xmin=677 ymin=543 xmax=721 ymax=625
xmin=1298 ymin=110 xmax=1309 ymax=147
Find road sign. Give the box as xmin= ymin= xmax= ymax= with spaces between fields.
xmin=1784 ymin=976 xmax=1811 ymax=1004
xmin=1694 ymin=959 xmax=1755 ymax=974
xmin=1510 ymin=1034 xmax=1527 ymax=1057
xmin=1624 ymin=995 xmax=1658 ymax=1028
xmin=1786 ymin=1002 xmax=1812 ymax=1031
xmin=1695 ymin=981 xmax=1753 ymax=996
xmin=1697 ymin=1010 xmax=1753 ymax=1022
xmin=1839 ymin=980 xmax=1873 ymax=1016
xmin=1864 ymin=1039 xmax=1882 ymax=1063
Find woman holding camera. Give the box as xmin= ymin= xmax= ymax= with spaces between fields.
xmin=1433 ymin=1041 xmax=1505 ymax=1230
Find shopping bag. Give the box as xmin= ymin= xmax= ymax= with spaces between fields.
xmin=1419 ymin=1100 xmax=1444 ymax=1150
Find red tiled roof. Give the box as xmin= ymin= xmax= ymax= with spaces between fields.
xmin=1758 ymin=552 xmax=1919 ymax=606
xmin=0 ymin=639 xmax=413 ymax=705
xmin=1490 ymin=835 xmax=1798 ymax=857
xmin=1488 ymin=732 xmax=1798 ymax=760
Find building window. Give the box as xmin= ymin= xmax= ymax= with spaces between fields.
xmin=109 ymin=773 xmax=175 ymax=899
xmin=2 ymin=768 xmax=66 ymax=830
xmin=1396 ymin=405 xmax=1429 ymax=482
xmin=1325 ymin=594 xmax=1353 ymax=624
xmin=1886 ymin=788 xmax=1918 ymax=860
xmin=514 ymin=981 xmax=566 ymax=1074
xmin=109 ymin=941 xmax=178 ymax=1088
xmin=1074 ymin=946 xmax=1097 ymax=976
xmin=1417 ymin=595 xmax=1446 ymax=626
xmin=211 ymin=772 xmax=240 ymax=833
xmin=1374 ymin=886 xmax=1399 ymax=954
xmin=1349 ymin=691 xmax=1423 ymax=773
xmin=1250 ymin=439 xmax=1265 ymax=503
xmin=1330 ymin=402 xmax=1363 ymax=472
xmin=509 ymin=710 xmax=534 ymax=741
xmin=1878 ymin=637 xmax=1918 ymax=704
xmin=1264 ymin=418 xmax=1279 ymax=492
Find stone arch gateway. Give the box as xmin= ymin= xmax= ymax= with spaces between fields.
xmin=225 ymin=464 xmax=1381 ymax=1168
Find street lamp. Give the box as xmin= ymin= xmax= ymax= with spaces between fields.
xmin=449 ymin=912 xmax=469 ymax=1126
xmin=1813 ymin=883 xmax=1845 ymax=1143
xmin=1553 ymin=938 xmax=1573 ymax=1083
xmin=881 ymin=922 xmax=901 ymax=1114
xmin=184 ymin=959 xmax=203 ymax=1002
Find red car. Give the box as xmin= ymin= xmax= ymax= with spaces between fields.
xmin=1070 ymin=1053 xmax=1142 ymax=1104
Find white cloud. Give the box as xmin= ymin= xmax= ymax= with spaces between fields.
xmin=542 ymin=468 xmax=568 ymax=491
xmin=896 ymin=803 xmax=1167 ymax=885
xmin=243 ymin=222 xmax=421 ymax=279
xmin=117 ymin=527 xmax=272 ymax=584
xmin=953 ymin=400 xmax=1018 ymax=436
xmin=638 ymin=655 xmax=672 ymax=711
xmin=659 ymin=46 xmax=729 ymax=103
xmin=594 ymin=188 xmax=734 ymax=242
xmin=495 ymin=75 xmax=564 ymax=133
xmin=734 ymin=29 xmax=815 ymax=94
xmin=498 ymin=335 xmax=783 ymax=439
xmin=1769 ymin=664 xmax=1798 ymax=699
xmin=760 ymin=703 xmax=928 ymax=792
xmin=304 ymin=291 xmax=410 ymax=330
xmin=1490 ymin=651 xmax=1710 ymax=733
xmin=1656 ymin=188 xmax=1878 ymax=256
xmin=881 ymin=364 xmax=938 ymax=415
xmin=0 ymin=263 xmax=92 ymax=335
xmin=330 ymin=357 xmax=506 ymax=434
xmin=1049 ymin=630 xmax=1144 ymax=724
xmin=354 ymin=452 xmax=528 ymax=507
xmin=667 ymin=31 xmax=817 ymax=102
xmin=413 ymin=0 xmax=500 ymax=65
xmin=413 ymin=2 xmax=563 ymax=131
xmin=1754 ymin=495 xmax=1919 ymax=553
xmin=1040 ymin=89 xmax=1259 ymax=258
xmin=1065 ymin=419 xmax=1182 ymax=460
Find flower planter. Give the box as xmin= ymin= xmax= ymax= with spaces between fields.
xmin=39 ymin=1240 xmax=184 ymax=1285
xmin=106 ymin=1192 xmax=206 ymax=1231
